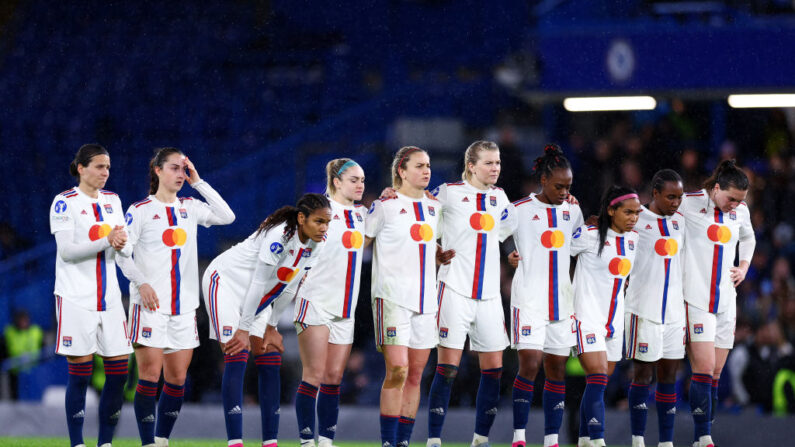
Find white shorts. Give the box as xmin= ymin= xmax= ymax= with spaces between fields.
xmin=372 ymin=298 xmax=438 ymax=350
xmin=575 ymin=319 xmax=623 ymax=362
xmin=128 ymin=304 xmax=200 ymax=354
xmin=510 ymin=306 xmax=576 ymax=356
xmin=624 ymin=313 xmax=686 ymax=362
xmin=294 ymin=298 xmax=355 ymax=345
xmin=685 ymin=302 xmax=736 ymax=349
xmin=54 ymin=295 xmax=133 ymax=357
xmin=436 ymin=282 xmax=509 ymax=352
xmin=203 ymin=269 xmax=270 ymax=343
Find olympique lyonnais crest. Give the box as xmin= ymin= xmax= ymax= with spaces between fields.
xmin=428 ymin=206 xmax=435 ymax=216
xmin=386 ymin=327 xmax=397 ymax=337
xmin=694 ymin=324 xmax=704 ymax=334
xmin=639 ymin=343 xmax=648 ymax=353
xmin=586 ymin=334 xmax=596 ymax=344
xmin=142 ymin=327 xmax=152 ymax=338
xmin=356 ymin=212 xmax=363 ymax=222
xmin=104 ymin=204 xmax=113 ymax=213
xmin=563 ymin=211 xmax=570 ymax=221
xmin=628 ymin=240 xmax=635 ymax=250
xmin=180 ymin=208 xmax=188 ymax=218
xmin=439 ymin=327 xmax=448 ymax=338
xmin=521 ymin=326 xmax=532 ymax=336
xmin=223 ymin=326 xmax=233 ymax=337
xmin=672 ymin=221 xmax=679 ymax=230
xmin=490 ymin=196 xmax=497 ymax=206
xmin=730 ymin=211 xmax=737 ymax=220
xmin=63 ymin=336 xmax=72 ymax=347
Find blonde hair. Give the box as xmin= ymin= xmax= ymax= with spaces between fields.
xmin=391 ymin=146 xmax=426 ymax=189
xmin=461 ymin=140 xmax=499 ymax=182
xmin=325 ymin=158 xmax=358 ymax=196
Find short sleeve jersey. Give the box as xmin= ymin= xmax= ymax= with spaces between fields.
xmin=624 ymin=206 xmax=686 ymax=324
xmin=680 ymin=189 xmax=754 ymax=314
xmin=297 ymin=199 xmax=366 ymax=318
xmin=510 ymin=194 xmax=584 ymax=321
xmin=433 ymin=181 xmax=516 ymax=300
xmin=365 ymin=192 xmax=441 ymax=314
xmin=124 ymin=195 xmax=217 ymax=315
xmin=50 ymin=187 xmax=127 ymax=311
xmin=571 ymin=226 xmax=639 ymax=338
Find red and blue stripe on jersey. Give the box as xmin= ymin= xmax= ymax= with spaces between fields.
xmin=471 ymin=194 xmax=489 ymax=300
xmin=414 ymin=201 xmax=427 ymax=312
xmin=342 ymin=209 xmax=357 ymax=317
xmin=92 ymin=203 xmax=107 ymax=311
xmin=627 ymin=313 xmax=639 ymax=358
xmin=657 ymin=218 xmax=672 ymax=323
xmin=166 ymin=206 xmax=181 ymax=315
xmin=476 ymin=193 xmax=487 ymax=211
xmin=547 ymin=207 xmax=560 ymax=320
xmin=605 ymin=236 xmax=625 ymax=337
xmin=256 ymin=247 xmax=305 ymax=314
xmin=208 ymin=271 xmax=221 ymax=339
xmin=62 ymin=188 xmax=79 ymax=198
xmin=709 ymin=208 xmax=724 ymax=313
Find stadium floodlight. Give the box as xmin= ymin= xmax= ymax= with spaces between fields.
xmin=727 ymin=94 xmax=795 ymax=108
xmin=563 ymin=96 xmax=657 ymax=112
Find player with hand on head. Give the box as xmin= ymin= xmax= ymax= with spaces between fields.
xmin=505 ymin=144 xmax=583 ymax=447
xmin=292 ymin=158 xmax=367 ymax=447
xmin=117 ymin=147 xmax=235 ymax=447
xmin=622 ymin=169 xmax=686 ymax=447
xmin=680 ymin=160 xmax=755 ymax=447
xmin=571 ymin=186 xmax=641 ymax=447
xmin=365 ymin=146 xmax=441 ymax=447
xmin=202 ymin=193 xmax=331 ymax=447
xmin=50 ymin=144 xmax=132 ymax=447
xmin=421 ymin=141 xmax=516 ymax=447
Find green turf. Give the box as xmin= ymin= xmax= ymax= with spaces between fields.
xmin=0 ymin=438 xmax=531 ymax=447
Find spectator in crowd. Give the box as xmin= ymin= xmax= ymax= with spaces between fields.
xmin=2 ymin=309 xmax=43 ymax=399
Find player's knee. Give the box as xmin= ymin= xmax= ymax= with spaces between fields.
xmin=383 ymin=365 xmax=408 ymax=389
xmin=323 ymin=367 xmax=345 ymax=385
xmin=405 ymin=368 xmax=423 ymax=388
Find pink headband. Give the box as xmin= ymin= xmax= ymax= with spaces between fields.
xmin=609 ymin=193 xmax=638 ymax=207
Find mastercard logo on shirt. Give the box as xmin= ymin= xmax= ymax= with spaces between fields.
xmin=608 ymin=257 xmax=632 ymax=276
xmin=469 ymin=212 xmax=494 ymax=231
xmin=88 ymin=224 xmax=112 ymax=241
xmin=162 ymin=228 xmax=187 ymax=247
xmin=541 ymin=230 xmax=565 ymax=249
xmin=654 ymin=238 xmax=679 ymax=256
xmin=707 ymin=225 xmax=732 ymax=244
xmin=342 ymin=230 xmax=363 ymax=249
xmin=277 ymin=267 xmax=300 ymax=282
xmin=410 ymin=223 xmax=434 ymax=242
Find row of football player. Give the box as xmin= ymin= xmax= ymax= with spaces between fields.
xmin=48 ymin=141 xmax=754 ymax=447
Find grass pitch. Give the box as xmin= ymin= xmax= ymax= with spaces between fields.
xmin=0 ymin=438 xmax=526 ymax=447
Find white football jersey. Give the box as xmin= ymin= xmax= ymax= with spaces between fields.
xmin=625 ymin=206 xmax=686 ymax=324
xmin=50 ymin=187 xmax=128 ymax=311
xmin=433 ymin=181 xmax=516 ymax=300
xmin=297 ymin=198 xmax=366 ymax=318
xmin=125 ymin=181 xmax=233 ymax=315
xmin=510 ymin=194 xmax=584 ymax=320
xmin=365 ymin=192 xmax=441 ymax=314
xmin=680 ymin=189 xmax=754 ymax=313
xmin=571 ymin=226 xmax=639 ymax=338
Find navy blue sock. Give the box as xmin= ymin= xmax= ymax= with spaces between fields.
xmin=428 ymin=363 xmax=457 ymax=438
xmin=655 ymin=382 xmax=677 ymax=443
xmin=256 ymin=352 xmax=282 ymax=442
xmin=134 ymin=379 xmax=159 ymax=446
xmin=381 ymin=414 xmax=399 ymax=447
xmin=512 ymin=375 xmax=534 ymax=430
xmin=65 ymin=361 xmax=92 ymax=447
xmin=397 ymin=416 xmax=415 ymax=447
xmin=628 ymin=382 xmax=650 ymax=437
xmin=318 ymin=383 xmax=341 ymax=440
xmin=296 ymin=381 xmax=319 ymax=440
xmin=155 ymin=381 xmax=185 ymax=440
xmin=711 ymin=378 xmax=719 ymax=423
xmin=98 ymin=358 xmax=128 ymax=445
xmin=222 ymin=350 xmax=249 ymax=441
xmin=583 ymin=374 xmax=608 ymax=441
xmin=578 ymin=392 xmax=588 ymax=438
xmin=690 ymin=373 xmax=712 ymax=441
xmin=543 ymin=379 xmax=566 ymax=436
xmin=475 ymin=367 xmax=502 ymax=437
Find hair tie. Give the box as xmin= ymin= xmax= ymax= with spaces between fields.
xmin=609 ymin=193 xmax=639 ymax=207
xmin=337 ymin=160 xmax=359 ymax=176
xmin=397 ymin=147 xmax=420 ymax=171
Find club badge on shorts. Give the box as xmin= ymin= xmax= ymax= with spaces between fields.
xmin=386 ymin=327 xmax=397 ymax=337
xmin=223 ymin=326 xmax=233 ymax=337
xmin=586 ymin=334 xmax=596 ymax=344
xmin=142 ymin=327 xmax=152 ymax=338
xmin=63 ymin=336 xmax=72 ymax=347
xmin=439 ymin=327 xmax=448 ymax=338
xmin=521 ymin=326 xmax=532 ymax=336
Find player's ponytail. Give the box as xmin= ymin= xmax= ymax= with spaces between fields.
xmin=651 ymin=169 xmax=682 ymax=193
xmin=596 ymin=185 xmax=638 ymax=256
xmin=391 ymin=146 xmax=426 ymax=189
xmin=70 ymin=144 xmax=109 ymax=179
xmin=461 ymin=140 xmax=499 ymax=182
xmin=149 ymin=147 xmax=184 ymax=195
xmin=326 ymin=158 xmax=359 ymax=196
xmin=703 ymin=159 xmax=749 ymax=192
xmin=531 ymin=143 xmax=570 ymax=180
xmin=256 ymin=193 xmax=331 ymax=240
